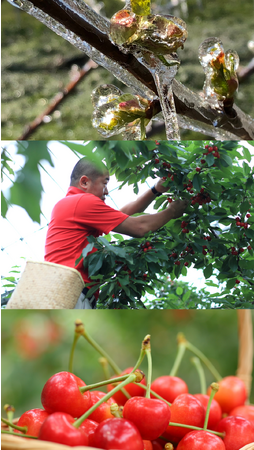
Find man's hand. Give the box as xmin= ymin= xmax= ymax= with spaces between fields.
xmin=167 ymin=199 xmax=189 ymax=219
xmin=154 ymin=178 xmax=169 ymax=194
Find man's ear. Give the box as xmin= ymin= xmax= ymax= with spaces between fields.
xmin=79 ymin=175 xmax=90 ymax=191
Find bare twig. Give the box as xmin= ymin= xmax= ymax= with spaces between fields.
xmin=18 ymin=59 xmax=98 ymax=140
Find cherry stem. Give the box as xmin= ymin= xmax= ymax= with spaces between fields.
xmin=79 ymin=373 xmax=132 ymax=392
xmin=168 ymin=422 xmax=224 ymax=438
xmin=177 ymin=333 xmax=222 ymax=381
xmin=191 ymin=357 xmax=206 ymax=395
xmin=1 ymin=430 xmax=37 ymax=439
xmin=169 ymin=341 xmax=186 ymax=377
xmin=78 ymin=319 xmax=122 ymax=375
xmin=68 ymin=331 xmax=80 ymax=373
xmin=133 ymin=382 xmax=171 ymax=406
xmin=110 ymin=403 xmax=123 ymax=418
xmin=3 ymin=405 xmax=15 ymax=433
xmin=203 ymin=382 xmax=219 ymax=430
xmin=73 ymin=371 xmax=142 ymax=428
xmin=98 ymin=357 xmax=111 ymax=380
xmin=142 ymin=335 xmax=152 ymax=399
xmin=1 ymin=417 xmax=27 ymax=433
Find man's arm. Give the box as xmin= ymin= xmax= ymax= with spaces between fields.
xmin=120 ymin=179 xmax=169 ymax=215
xmin=114 ymin=199 xmax=188 ymax=238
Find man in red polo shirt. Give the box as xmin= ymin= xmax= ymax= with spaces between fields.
xmin=45 ymin=157 xmax=188 ymax=308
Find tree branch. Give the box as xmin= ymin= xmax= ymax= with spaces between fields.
xmin=25 ymin=0 xmax=254 ymax=139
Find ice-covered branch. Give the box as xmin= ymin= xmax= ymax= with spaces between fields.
xmin=10 ymin=0 xmax=254 ymax=139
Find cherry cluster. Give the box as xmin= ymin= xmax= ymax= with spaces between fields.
xmin=141 ymin=241 xmax=154 ymax=252
xmin=3 ymin=325 xmax=254 ymax=450
xmin=203 ymin=145 xmax=221 ymax=159
xmin=235 ymin=214 xmax=251 ymax=229
xmin=191 ymin=188 xmax=212 ymax=206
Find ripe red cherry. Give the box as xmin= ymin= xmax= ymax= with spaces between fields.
xmin=207 ymin=376 xmax=247 ymax=414
xmin=163 ymin=394 xmax=205 ymax=443
xmin=235 ymin=279 xmax=240 ymax=284
xmin=107 ymin=367 xmax=146 ymax=406
xmin=215 ymin=416 xmax=254 ymax=450
xmin=193 ymin=394 xmax=222 ymax=430
xmin=229 ymin=404 xmax=254 ymax=427
xmin=90 ymin=418 xmax=144 ymax=450
xmin=88 ymin=391 xmax=115 ymax=423
xmin=155 ymin=158 xmax=160 ymax=164
xmin=123 ymin=397 xmax=171 ymax=441
xmin=38 ymin=412 xmax=89 ymax=446
xmin=151 ymin=376 xmax=188 ymax=404
xmin=15 ymin=408 xmax=49 ymax=437
xmin=176 ymin=430 xmax=226 ymax=450
xmin=143 ymin=440 xmax=153 ymax=450
xmin=80 ymin=418 xmax=99 ymax=444
xmin=196 ymin=167 xmax=201 ymax=172
xmin=41 ymin=371 xmax=92 ymax=418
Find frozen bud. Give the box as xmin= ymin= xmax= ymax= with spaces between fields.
xmin=110 ymin=9 xmax=138 ymax=45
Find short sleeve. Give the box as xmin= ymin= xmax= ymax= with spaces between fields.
xmin=75 ymin=194 xmax=129 ymax=235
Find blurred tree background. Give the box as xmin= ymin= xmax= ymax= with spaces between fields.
xmin=1 ymin=0 xmax=254 ymax=141
xmin=1 ymin=309 xmax=254 ymax=418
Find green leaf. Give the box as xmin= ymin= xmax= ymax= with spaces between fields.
xmin=82 ymin=243 xmax=95 ymax=259
xmin=193 ymin=173 xmax=202 ymax=191
xmin=176 ymin=286 xmax=183 ymax=295
xmin=220 ymin=154 xmax=232 ymax=166
xmin=1 ymin=192 xmax=8 ymax=217
xmin=226 ymin=278 xmax=236 ymax=289
xmin=242 ymin=146 xmax=252 ymax=163
xmin=203 ymin=264 xmax=213 ymax=279
xmin=243 ymin=161 xmax=251 ymax=176
xmin=206 ymin=153 xmax=215 ymax=167
xmin=115 ymin=150 xmax=130 ymax=170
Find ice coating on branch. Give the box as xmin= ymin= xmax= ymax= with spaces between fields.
xmin=198 ymin=37 xmax=239 ymax=107
xmin=91 ymin=84 xmax=149 ymax=138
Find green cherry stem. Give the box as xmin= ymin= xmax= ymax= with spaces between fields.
xmin=169 ymin=340 xmax=186 ymax=377
xmin=79 ymin=373 xmax=132 ymax=392
xmin=78 ymin=319 xmax=122 ymax=375
xmin=68 ymin=321 xmax=82 ymax=373
xmin=73 ymin=371 xmax=144 ymax=429
xmin=1 ymin=417 xmax=27 ymax=433
xmin=143 ymin=335 xmax=152 ymax=398
xmin=1 ymin=430 xmax=37 ymax=439
xmin=132 ymin=382 xmax=171 ymax=406
xmin=203 ymin=382 xmax=219 ymax=431
xmin=177 ymin=333 xmax=222 ymax=381
xmin=168 ymin=422 xmax=224 ymax=438
xmin=3 ymin=405 xmax=15 ymax=432
xmin=98 ymin=357 xmax=111 ymax=380
xmin=191 ymin=357 xmax=206 ymax=395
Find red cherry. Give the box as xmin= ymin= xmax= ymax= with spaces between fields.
xmin=168 ymin=198 xmax=173 ymax=203
xmin=201 ymin=159 xmax=206 ymax=164
xmin=174 ymin=261 xmax=181 ymax=265
xmin=151 ymin=376 xmax=188 ymax=403
xmin=163 ymin=162 xmax=168 ymax=167
xmin=154 ymin=158 xmax=160 ymax=164
xmin=246 ymin=213 xmax=251 ymax=218
xmin=39 ymin=412 xmax=89 ymax=446
xmin=80 ymin=419 xmax=99 ymax=445
xmin=229 ymin=404 xmax=254 ymax=427
xmin=144 ymin=248 xmax=148 ymax=252
xmin=176 ymin=430 xmax=226 ymax=450
xmin=207 ymin=376 xmax=247 ymax=414
xmin=148 ymin=246 xmax=153 ymax=250
xmin=196 ymin=167 xmax=201 ymax=172
xmin=184 ymin=262 xmax=189 ymax=266
xmin=163 ymin=394 xmax=205 ymax=443
xmin=15 ymin=408 xmax=49 ymax=437
xmin=247 ymin=245 xmax=252 ymax=251
xmin=123 ymin=397 xmax=171 ymax=441
xmin=143 ymin=440 xmax=153 ymax=450
xmin=107 ymin=367 xmax=146 ymax=406
xmin=88 ymin=391 xmax=115 ymax=423
xmin=215 ymin=416 xmax=254 ymax=450
xmin=244 ymin=222 xmax=249 ymax=229
xmin=41 ymin=372 xmax=92 ymax=418
xmin=235 ymin=279 xmax=240 ymax=284
xmin=90 ymin=418 xmax=144 ymax=450
xmin=239 ymin=247 xmax=245 ymax=253
xmin=208 ymin=147 xmax=213 ymax=153
xmin=193 ymin=394 xmax=222 ymax=430
xmin=171 ymin=175 xmax=174 ymax=181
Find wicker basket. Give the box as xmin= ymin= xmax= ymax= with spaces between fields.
xmin=1 ymin=311 xmax=253 ymax=450
xmin=5 ymin=261 xmax=85 ymax=309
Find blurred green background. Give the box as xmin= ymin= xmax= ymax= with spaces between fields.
xmin=1 ymin=0 xmax=254 ymax=141
xmin=2 ymin=309 xmax=254 ymax=418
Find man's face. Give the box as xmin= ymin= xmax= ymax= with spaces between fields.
xmin=86 ymin=173 xmax=110 ymax=202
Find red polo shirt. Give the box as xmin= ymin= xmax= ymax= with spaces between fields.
xmin=44 ymin=187 xmax=129 ymax=295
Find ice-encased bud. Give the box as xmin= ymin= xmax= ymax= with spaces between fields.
xmin=198 ymin=37 xmax=239 ymax=104
xmin=110 ymin=9 xmax=138 ymax=46
xmin=91 ymin=85 xmax=149 ymax=137
xmin=110 ymin=13 xmax=187 ymax=55
xmin=91 ymin=84 xmax=123 ymax=108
